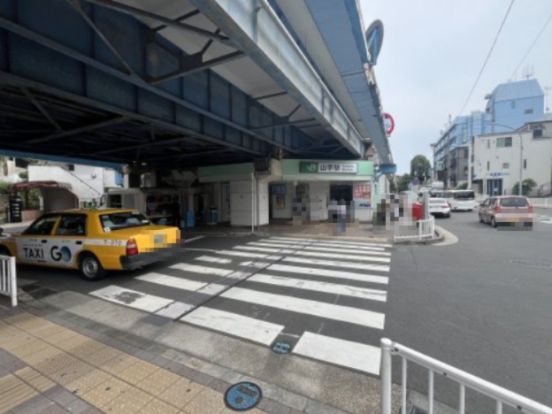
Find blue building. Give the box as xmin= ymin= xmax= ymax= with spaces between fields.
xmin=433 ymin=79 xmax=544 ymax=187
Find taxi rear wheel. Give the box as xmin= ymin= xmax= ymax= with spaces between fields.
xmin=79 ymin=253 xmax=105 ymax=281
xmin=0 ymin=246 xmax=11 ymax=256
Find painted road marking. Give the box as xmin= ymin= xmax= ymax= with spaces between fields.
xmin=195 ymin=255 xmax=232 ymax=264
xmin=239 ymin=261 xmax=271 ymax=269
xmin=221 ymin=287 xmax=385 ymax=329
xmin=197 ymin=283 xmax=227 ymax=296
xmin=170 ymin=263 xmax=234 ymax=277
xmin=217 ymin=250 xmax=282 ymax=260
xmin=291 ymin=250 xmax=391 ymax=263
xmin=155 ymin=301 xmax=195 ymax=318
xmin=267 ymin=263 xmax=389 ymax=285
xmin=293 ymin=332 xmax=381 ymax=375
xmin=282 ymin=256 xmax=390 ymax=273
xmin=181 ymin=307 xmax=284 ymax=345
xmin=269 ymin=237 xmax=391 ymax=248
xmin=303 ymin=245 xmax=390 ymax=255
xmin=184 ymin=236 xmax=205 ymax=244
xmin=234 ymin=245 xmax=294 ymax=254
xmin=90 ymin=285 xmax=172 ymax=313
xmin=249 ymin=274 xmax=387 ymax=302
xmin=136 ymin=273 xmax=206 ymax=291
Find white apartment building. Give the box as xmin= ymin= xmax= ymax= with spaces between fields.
xmin=472 ymin=120 xmax=552 ymax=196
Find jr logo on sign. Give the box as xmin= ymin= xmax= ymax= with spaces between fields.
xmin=51 ymin=246 xmax=72 ymax=263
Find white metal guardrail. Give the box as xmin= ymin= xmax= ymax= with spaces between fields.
xmin=0 ymin=255 xmax=17 ymax=307
xmin=394 ymin=217 xmax=435 ymax=242
xmin=528 ymin=198 xmax=552 ymax=208
xmin=381 ymin=338 xmax=552 ymax=414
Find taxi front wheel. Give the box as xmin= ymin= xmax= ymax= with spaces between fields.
xmin=79 ymin=253 xmax=105 ymax=281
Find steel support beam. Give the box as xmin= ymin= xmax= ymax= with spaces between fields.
xmin=254 ymin=91 xmax=287 ymax=101
xmin=28 ymin=116 xmax=128 ymax=144
xmin=82 ymin=0 xmax=234 ymax=46
xmin=149 ymin=51 xmax=244 ymax=85
xmin=0 ymin=72 xmax=264 ymax=156
xmin=151 ymin=9 xmax=200 ymax=32
xmin=251 ymin=118 xmax=316 ymax=130
xmin=20 ymin=88 xmax=63 ymax=131
xmin=0 ymin=17 xmax=294 ymax=152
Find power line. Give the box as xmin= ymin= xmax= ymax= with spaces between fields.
xmin=457 ymin=0 xmax=516 ymax=117
xmin=510 ymin=9 xmax=552 ymax=80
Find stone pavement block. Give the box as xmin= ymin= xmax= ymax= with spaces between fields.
xmin=138 ymin=398 xmax=180 ymax=414
xmin=158 ymin=378 xmax=204 ymax=409
xmin=102 ymin=385 xmax=153 ymax=414
xmin=48 ymin=361 xmax=95 ymax=386
xmin=43 ymin=329 xmax=80 ymax=345
xmin=81 ymin=347 xmax=122 ymax=368
xmin=183 ymin=387 xmax=226 ymax=414
xmin=64 ymin=396 xmax=93 ymax=414
xmin=55 ymin=334 xmax=91 ymax=352
xmin=10 ymin=338 xmax=52 ymax=358
xmin=0 ymin=349 xmax=26 ymax=372
xmin=31 ymin=324 xmax=68 ymax=340
xmin=116 ymin=360 xmax=158 ymax=385
xmin=34 ymin=353 xmax=80 ymax=376
xmin=19 ymin=346 xmax=61 ymax=366
xmin=44 ymin=385 xmax=80 ymax=407
xmin=136 ymin=368 xmax=180 ymax=395
xmin=65 ymin=370 xmax=111 ymax=396
xmin=68 ymin=341 xmax=108 ymax=360
xmin=80 ymin=377 xmax=130 ymax=410
xmin=101 ymin=354 xmax=140 ymax=376
xmin=9 ymin=394 xmax=58 ymax=414
xmin=14 ymin=366 xmax=56 ymax=392
xmin=0 ymin=374 xmax=38 ymax=412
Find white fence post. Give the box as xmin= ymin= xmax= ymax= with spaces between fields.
xmin=9 ymin=256 xmax=17 ymax=307
xmin=381 ymin=338 xmax=393 ymax=414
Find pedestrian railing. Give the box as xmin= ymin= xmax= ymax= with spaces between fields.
xmin=381 ymin=338 xmax=552 ymax=414
xmin=393 ymin=216 xmax=435 ymax=242
xmin=528 ymin=197 xmax=552 ymax=208
xmin=0 ymin=255 xmax=17 ymax=307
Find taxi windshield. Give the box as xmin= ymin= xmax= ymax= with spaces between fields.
xmin=100 ymin=212 xmax=150 ymax=231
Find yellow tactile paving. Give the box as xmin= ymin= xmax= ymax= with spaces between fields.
xmin=158 ymin=378 xmax=205 ymax=408
xmin=136 ymin=368 xmax=181 ymax=395
xmin=1 ymin=313 xmax=247 ymax=414
xmin=116 ymin=360 xmax=159 ymax=385
xmin=14 ymin=367 xmax=55 ymax=393
xmin=80 ymin=377 xmax=130 ymax=410
xmin=183 ymin=387 xmax=227 ymax=414
xmin=48 ymin=360 xmax=95 ymax=386
xmin=103 ymin=385 xmax=154 ymax=414
xmin=138 ymin=397 xmax=180 ymax=414
xmin=66 ymin=370 xmax=112 ymax=396
xmin=0 ymin=374 xmax=38 ymax=413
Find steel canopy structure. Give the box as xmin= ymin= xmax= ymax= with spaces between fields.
xmin=0 ymin=0 xmax=391 ymax=169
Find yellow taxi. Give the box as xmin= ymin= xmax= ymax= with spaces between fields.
xmin=0 ymin=209 xmax=181 ymax=280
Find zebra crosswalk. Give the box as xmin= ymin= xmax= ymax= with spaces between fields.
xmin=89 ymin=235 xmax=392 ymax=376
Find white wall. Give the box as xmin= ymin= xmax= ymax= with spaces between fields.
xmin=29 ymin=165 xmax=123 ymax=204
xmin=230 ymin=180 xmax=269 ymax=226
xmin=309 ymin=181 xmax=329 ymax=221
xmin=473 ymin=128 xmax=552 ymax=194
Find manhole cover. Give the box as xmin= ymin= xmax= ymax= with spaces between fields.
xmin=224 ymin=382 xmax=262 ymax=411
xmin=271 ymin=340 xmax=291 ymax=355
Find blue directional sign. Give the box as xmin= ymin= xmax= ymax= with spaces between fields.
xmin=224 ymin=382 xmax=262 ymax=411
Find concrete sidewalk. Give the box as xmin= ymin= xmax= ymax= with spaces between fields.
xmin=0 ymin=307 xmax=271 ymax=414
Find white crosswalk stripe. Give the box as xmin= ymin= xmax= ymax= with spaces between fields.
xmin=89 ymin=235 xmax=394 ymax=375
xmin=293 ymin=332 xmax=381 ymax=375
xmin=248 ymin=273 xmax=387 ymax=301
xmin=220 ymin=287 xmax=385 ymax=329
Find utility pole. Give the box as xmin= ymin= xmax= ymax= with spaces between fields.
xmin=518 ymin=131 xmax=523 ymax=195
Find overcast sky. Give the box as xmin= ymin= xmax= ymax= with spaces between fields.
xmin=359 ymin=0 xmax=552 ymax=174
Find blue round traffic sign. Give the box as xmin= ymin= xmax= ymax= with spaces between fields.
xmin=224 ymin=382 xmax=262 ymax=411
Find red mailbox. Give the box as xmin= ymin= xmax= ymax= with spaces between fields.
xmin=412 ymin=202 xmax=423 ymax=221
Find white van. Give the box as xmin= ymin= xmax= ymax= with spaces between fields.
xmin=449 ymin=190 xmax=477 ymax=211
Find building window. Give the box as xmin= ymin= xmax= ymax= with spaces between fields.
xmin=523 ymin=159 xmax=527 ymax=169
xmin=533 ymin=129 xmax=543 ymax=138
xmin=487 ymin=140 xmax=490 ymax=149
xmin=502 ymin=162 xmax=509 ymax=169
xmin=524 ymin=108 xmax=533 ymax=114
xmin=511 ymin=100 xmax=516 ymax=109
xmin=496 ymin=137 xmax=512 ymax=148
xmin=487 ymin=161 xmax=490 ymax=171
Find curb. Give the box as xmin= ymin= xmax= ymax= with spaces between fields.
xmin=393 ymin=230 xmax=444 ymax=245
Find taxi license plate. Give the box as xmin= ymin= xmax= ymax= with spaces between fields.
xmin=154 ymin=234 xmax=166 ymax=245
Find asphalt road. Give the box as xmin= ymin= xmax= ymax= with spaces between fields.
xmin=386 ymin=209 xmax=552 ymax=411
